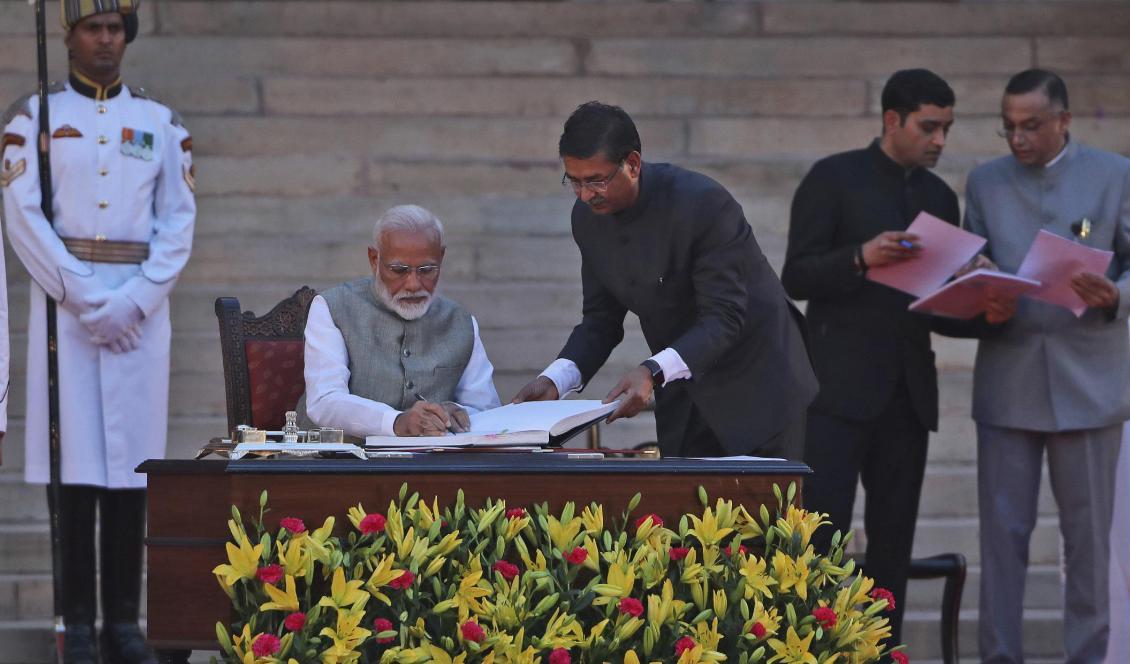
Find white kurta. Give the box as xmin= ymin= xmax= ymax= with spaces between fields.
xmin=2 ymin=80 xmax=194 ymax=488
xmin=303 ymin=295 xmax=501 ymax=438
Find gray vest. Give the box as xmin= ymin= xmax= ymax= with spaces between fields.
xmin=298 ymin=277 xmax=474 ymax=424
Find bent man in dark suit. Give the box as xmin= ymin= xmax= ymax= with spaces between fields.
xmin=782 ymin=69 xmax=1013 ymax=648
xmin=514 ymin=102 xmax=817 ymax=459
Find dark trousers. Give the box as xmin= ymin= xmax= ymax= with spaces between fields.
xmin=802 ymin=388 xmax=929 ymax=648
xmin=667 ymin=399 xmax=806 ymax=459
xmin=53 ymin=485 xmax=148 ymax=626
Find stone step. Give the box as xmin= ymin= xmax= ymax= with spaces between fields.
xmin=144 ymin=1 xmax=1130 ymax=40
xmin=904 ymin=564 xmax=1063 ymax=614
xmin=900 ymin=608 xmax=1065 ymax=661
xmin=0 ymin=416 xmax=229 ymax=476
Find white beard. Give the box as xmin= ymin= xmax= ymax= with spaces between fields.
xmin=374 ymin=277 xmax=433 ymax=321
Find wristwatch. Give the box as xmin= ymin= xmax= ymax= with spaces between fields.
xmin=640 ymin=359 xmax=664 ymax=388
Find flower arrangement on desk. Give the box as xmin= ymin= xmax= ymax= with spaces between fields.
xmin=212 ymin=483 xmax=905 ymax=664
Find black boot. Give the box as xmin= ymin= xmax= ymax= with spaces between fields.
xmin=99 ymin=490 xmax=156 ymax=664
xmin=56 ymin=485 xmax=100 ymax=664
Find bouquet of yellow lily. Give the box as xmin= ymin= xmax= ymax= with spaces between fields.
xmin=213 ymin=483 xmax=906 ymax=664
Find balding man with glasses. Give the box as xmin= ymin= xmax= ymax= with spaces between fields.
xmin=513 ymin=102 xmax=817 ymax=460
xmin=298 ymin=204 xmax=501 ymax=438
xmin=964 ymin=69 xmax=1130 ymax=664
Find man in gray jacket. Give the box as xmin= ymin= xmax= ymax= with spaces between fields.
xmin=965 ymin=69 xmax=1130 ymax=664
xmin=300 ymin=205 xmax=501 ymax=438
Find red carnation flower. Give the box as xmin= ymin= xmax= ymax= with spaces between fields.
xmin=565 ymin=547 xmax=587 ymax=564
xmin=891 ymin=652 xmax=909 ymax=664
xmin=283 ymin=612 xmax=306 ymax=632
xmin=492 ymin=560 xmax=520 ymax=581
xmin=668 ymin=547 xmax=690 ymax=561
xmin=359 ymin=513 xmax=387 ymax=534
xmin=870 ymin=587 xmax=897 ymax=612
xmin=461 ymin=620 xmax=486 ymax=643
xmin=724 ymin=544 xmax=749 ymax=557
xmin=750 ymin=622 xmax=767 ymax=638
xmin=635 ymin=513 xmax=664 ymax=529
xmin=389 ymin=570 xmax=415 ymax=590
xmin=505 ymin=507 xmax=527 ymax=520
xmin=618 ymin=597 xmax=644 ymax=617
xmin=251 ymin=633 xmax=280 ymax=657
xmin=812 ymin=606 xmax=837 ymax=630
xmin=549 ymin=648 xmax=571 ymax=664
xmin=373 ymin=617 xmax=396 ymax=644
xmin=279 ymin=517 xmax=306 ymax=534
xmin=256 ymin=564 xmax=283 ymax=584
xmin=674 ymin=637 xmax=696 ymax=657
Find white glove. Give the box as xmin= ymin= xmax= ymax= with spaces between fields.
xmin=103 ymin=324 xmax=143 ymax=354
xmin=79 ymin=290 xmax=144 ymax=348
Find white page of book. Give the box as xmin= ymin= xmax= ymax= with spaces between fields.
xmin=468 ymin=399 xmax=618 ymax=436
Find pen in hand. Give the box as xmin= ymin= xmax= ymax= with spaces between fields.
xmin=416 ymin=392 xmax=468 ymax=434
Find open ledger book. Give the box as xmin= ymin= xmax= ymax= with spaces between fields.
xmin=908 ymin=269 xmax=1042 ymax=319
xmin=365 ymin=399 xmax=619 ymax=448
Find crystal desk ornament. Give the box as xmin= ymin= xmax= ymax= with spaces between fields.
xmin=229 ymin=413 xmax=363 ymax=460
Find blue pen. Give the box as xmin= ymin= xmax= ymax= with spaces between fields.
xmin=899 ymin=240 xmax=915 ymax=249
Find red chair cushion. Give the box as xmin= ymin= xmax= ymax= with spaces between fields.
xmin=245 ymin=339 xmax=306 ymax=430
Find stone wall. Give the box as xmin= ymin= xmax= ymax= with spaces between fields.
xmin=2 ymin=1 xmax=1129 ymax=661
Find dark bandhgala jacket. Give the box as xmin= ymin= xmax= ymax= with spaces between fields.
xmin=559 ymin=161 xmax=818 ymax=455
xmin=781 ymin=141 xmax=963 ymax=431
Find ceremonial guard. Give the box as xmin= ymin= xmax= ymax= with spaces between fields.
xmin=1 ymin=1 xmax=194 ymax=661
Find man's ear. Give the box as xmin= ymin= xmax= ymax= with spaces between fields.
xmin=367 ymin=246 xmax=380 ymax=271
xmin=881 ymin=109 xmax=902 ymax=135
xmin=625 ymin=151 xmax=642 ymax=178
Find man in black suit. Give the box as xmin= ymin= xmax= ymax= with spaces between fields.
xmin=514 ymin=102 xmax=818 ymax=459
xmin=782 ymin=69 xmax=1012 ymax=647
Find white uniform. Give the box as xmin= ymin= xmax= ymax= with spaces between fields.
xmin=1 ymin=78 xmax=194 ymax=488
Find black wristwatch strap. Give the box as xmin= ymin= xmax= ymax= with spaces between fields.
xmin=640 ymin=359 xmax=664 ymax=387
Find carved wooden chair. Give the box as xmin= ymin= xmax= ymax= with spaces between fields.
xmin=215 ymin=286 xmax=318 ymax=433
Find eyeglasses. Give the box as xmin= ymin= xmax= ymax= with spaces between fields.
xmin=561 ymin=161 xmax=624 ymax=195
xmin=383 ymin=263 xmax=440 ymax=280
xmin=996 ymin=112 xmax=1062 ymax=141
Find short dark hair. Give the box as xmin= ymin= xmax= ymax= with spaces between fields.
xmin=1005 ymin=69 xmax=1069 ymax=110
xmin=559 ymin=101 xmax=642 ymax=162
xmin=881 ymin=69 xmax=956 ymax=123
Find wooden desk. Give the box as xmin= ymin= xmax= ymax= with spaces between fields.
xmin=139 ymin=455 xmax=808 ymax=661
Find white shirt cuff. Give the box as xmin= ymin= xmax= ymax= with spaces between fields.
xmin=540 ymin=358 xmax=582 ymax=398
xmin=650 ymin=347 xmax=691 ymax=386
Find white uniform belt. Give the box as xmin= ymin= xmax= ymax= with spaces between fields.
xmin=60 ymin=236 xmax=149 ymax=264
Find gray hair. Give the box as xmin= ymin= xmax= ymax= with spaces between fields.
xmin=371 ymin=204 xmax=446 ymax=250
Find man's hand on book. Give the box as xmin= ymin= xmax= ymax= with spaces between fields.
xmin=984 ymin=290 xmax=1018 ymax=324
xmin=862 ymin=231 xmax=921 ymax=269
xmin=440 ymin=401 xmax=471 ymax=433
xmin=511 ymin=376 xmax=559 ymax=404
xmin=604 ymin=366 xmax=653 ymax=424
xmin=394 ymin=401 xmax=452 ymax=437
xmin=954 ymin=253 xmax=997 ymax=279
xmin=1071 ymin=272 xmax=1120 ymax=311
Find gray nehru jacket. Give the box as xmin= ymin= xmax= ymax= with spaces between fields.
xmin=309 ymin=277 xmax=474 ymax=412
xmin=964 ymin=140 xmax=1130 ymax=431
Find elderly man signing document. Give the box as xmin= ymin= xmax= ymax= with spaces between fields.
xmin=298 ymin=205 xmax=500 ymax=438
